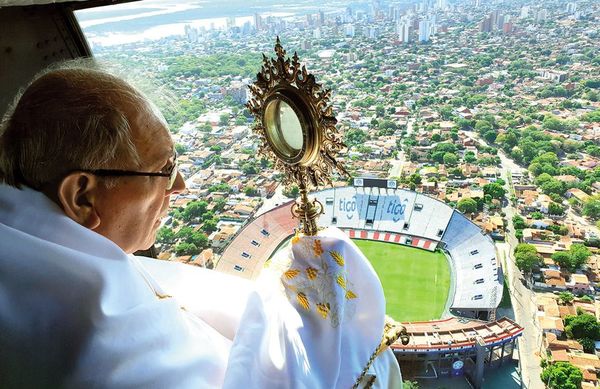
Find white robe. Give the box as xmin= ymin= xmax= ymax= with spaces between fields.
xmin=0 ymin=184 xmax=401 ymax=388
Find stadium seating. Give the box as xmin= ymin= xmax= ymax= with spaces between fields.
xmin=218 ymin=201 xmax=297 ymax=279
xmin=217 ymin=185 xmax=503 ymax=315
xmin=405 ymin=193 xmax=454 ymax=241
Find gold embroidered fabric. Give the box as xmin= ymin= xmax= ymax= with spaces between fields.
xmin=270 ymin=232 xmax=360 ymax=328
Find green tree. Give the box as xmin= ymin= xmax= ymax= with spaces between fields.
xmin=219 ymin=112 xmax=230 ymax=126
xmin=176 ymin=226 xmax=195 ymax=240
xmin=457 ymin=198 xmax=478 ymax=214
xmin=564 ymin=313 xmax=600 ymax=341
xmin=551 ymin=251 xmax=573 ymax=270
xmin=187 ymin=231 xmax=209 ymax=249
xmin=543 ymin=115 xmax=563 ymax=131
xmin=540 ymin=362 xmax=583 ymax=389
xmin=156 ymin=227 xmax=175 ymax=245
xmin=345 ymin=128 xmax=367 ymax=147
xmin=202 ymin=219 xmax=218 ymax=234
xmin=531 ymin=211 xmax=543 ymax=220
xmin=583 ymin=199 xmax=600 ymax=220
xmin=241 ymin=162 xmax=258 ymax=175
xmin=482 ymin=130 xmax=497 ymax=143
xmin=578 ymin=337 xmax=596 ymax=354
xmin=174 ymin=242 xmax=198 ymax=256
xmin=175 ymin=143 xmax=188 ymax=155
xmin=409 ymin=173 xmax=422 ymax=185
xmin=515 ymin=243 xmax=541 ymax=273
xmin=558 ymin=291 xmax=574 ymax=305
xmin=208 ymin=183 xmax=231 ymax=193
xmin=464 ymin=151 xmax=477 ymax=163
xmin=512 ymin=215 xmax=528 ymax=230
xmin=483 ymin=183 xmax=506 ymax=200
xmin=548 ymin=202 xmax=565 ymax=216
xmin=535 ymin=173 xmax=553 ymax=186
xmin=213 ymin=198 xmax=227 ymax=212
xmin=570 ymin=244 xmax=592 ymax=269
xmin=182 ymin=201 xmax=208 ymax=222
xmin=244 ymin=186 xmax=258 ymax=196
xmin=443 ymin=152 xmax=458 ymax=166
xmin=541 ymin=179 xmax=565 ymax=196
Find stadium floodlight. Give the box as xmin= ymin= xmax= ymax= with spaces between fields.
xmin=246 ymin=37 xmax=349 ymax=235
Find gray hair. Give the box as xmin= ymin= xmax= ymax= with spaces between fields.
xmin=0 ymin=61 xmax=145 ymax=189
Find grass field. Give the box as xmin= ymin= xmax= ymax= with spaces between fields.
xmin=353 ymin=239 xmax=451 ymax=322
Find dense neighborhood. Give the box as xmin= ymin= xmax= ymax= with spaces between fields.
xmin=85 ymin=0 xmax=599 ymax=387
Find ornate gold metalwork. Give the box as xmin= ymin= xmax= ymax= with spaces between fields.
xmin=246 ymin=37 xmax=349 ymax=236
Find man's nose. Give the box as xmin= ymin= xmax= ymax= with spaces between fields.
xmin=168 ymin=171 xmax=186 ymax=195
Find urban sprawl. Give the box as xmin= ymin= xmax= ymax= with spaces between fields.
xmin=87 ymin=0 xmax=599 ymax=387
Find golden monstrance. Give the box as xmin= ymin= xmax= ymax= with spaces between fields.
xmin=246 ymin=37 xmax=350 ymax=236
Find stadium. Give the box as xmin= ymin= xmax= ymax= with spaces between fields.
xmin=216 ymin=178 xmax=523 ymax=385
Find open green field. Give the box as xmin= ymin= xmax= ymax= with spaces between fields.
xmin=353 ymin=239 xmax=451 ymax=322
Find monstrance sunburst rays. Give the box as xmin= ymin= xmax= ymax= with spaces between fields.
xmin=246 ymin=37 xmax=350 ymax=235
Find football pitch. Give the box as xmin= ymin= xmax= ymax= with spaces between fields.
xmin=353 ymin=239 xmax=451 ymax=322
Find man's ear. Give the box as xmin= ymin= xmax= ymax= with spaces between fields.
xmin=56 ymin=173 xmax=101 ymax=229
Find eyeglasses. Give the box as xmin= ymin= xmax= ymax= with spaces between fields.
xmin=78 ymin=151 xmax=179 ymax=190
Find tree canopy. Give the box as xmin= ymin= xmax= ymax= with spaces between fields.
xmin=457 ymin=198 xmax=477 ymax=214
xmin=551 ymin=244 xmax=592 ymax=272
xmin=540 ymin=362 xmax=583 ymax=389
xmin=515 ymin=243 xmax=541 ymax=273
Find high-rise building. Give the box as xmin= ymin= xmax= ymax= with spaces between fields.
xmin=479 ymin=17 xmax=492 ymax=32
xmin=306 ymin=14 xmax=313 ymax=27
xmin=184 ymin=24 xmax=198 ymax=43
xmin=254 ymin=13 xmax=263 ymax=31
xmin=429 ymin=15 xmax=437 ymax=35
xmin=345 ymin=24 xmax=355 ymax=37
xmin=313 ymin=27 xmax=322 ymax=39
xmin=419 ymin=20 xmax=430 ymax=42
xmin=319 ymin=10 xmax=325 ymax=25
xmin=566 ymin=2 xmax=577 ymax=14
xmin=496 ymin=14 xmax=505 ymax=30
xmin=475 ymin=0 xmax=481 ymax=7
xmin=502 ymin=22 xmax=513 ymax=34
xmin=397 ymin=22 xmax=411 ymax=43
xmin=535 ymin=9 xmax=547 ymax=22
xmin=520 ymin=6 xmax=529 ymax=19
xmin=367 ymin=27 xmax=379 ymax=39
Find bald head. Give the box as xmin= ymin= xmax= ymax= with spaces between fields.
xmin=0 ymin=66 xmax=146 ymax=189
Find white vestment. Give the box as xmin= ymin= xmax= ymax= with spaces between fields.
xmin=0 ymin=184 xmax=401 ymax=388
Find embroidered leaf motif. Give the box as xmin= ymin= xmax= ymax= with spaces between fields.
xmin=285 ymin=269 xmax=300 ymax=280
xmin=306 ymin=267 xmax=318 ymax=280
xmin=291 ymin=235 xmax=300 ymax=244
xmin=345 ymin=290 xmax=358 ymax=300
xmin=336 ymin=274 xmax=347 ymax=289
xmin=316 ymin=302 xmax=330 ymax=319
xmin=297 ymin=292 xmax=310 ymax=310
xmin=330 ymin=251 xmax=345 ymax=266
xmin=313 ymin=240 xmax=323 ymax=256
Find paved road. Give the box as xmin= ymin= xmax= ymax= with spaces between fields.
xmin=467 ymin=131 xmax=543 ymax=388
xmin=388 ymin=119 xmax=415 ymax=178
xmin=494 ymin=147 xmax=543 ymax=389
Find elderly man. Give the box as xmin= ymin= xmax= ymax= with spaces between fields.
xmin=0 ymin=64 xmax=401 ymax=388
